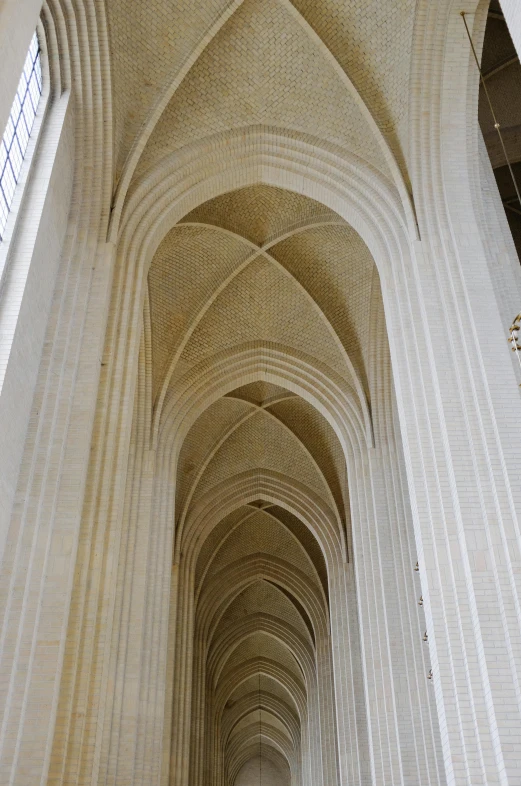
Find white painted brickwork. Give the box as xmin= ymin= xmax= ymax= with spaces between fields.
xmin=0 ymin=1 xmax=519 ymax=786
xmin=500 ymin=0 xmax=521 ymax=59
xmin=0 ymin=91 xmax=74 ymax=560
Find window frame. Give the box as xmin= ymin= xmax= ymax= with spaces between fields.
xmin=0 ymin=32 xmax=43 ymax=241
xmin=0 ymin=22 xmax=50 ymax=282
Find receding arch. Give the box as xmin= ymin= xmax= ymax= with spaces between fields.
xmin=215 ymin=657 xmax=308 ymax=721
xmin=116 ymin=128 xmax=409 ymax=293
xmin=152 ymin=219 xmax=371 ymax=429
xmin=108 ymin=0 xmax=417 ymax=241
xmin=178 ymin=399 xmax=342 ymax=529
xmin=197 ymin=554 xmax=328 ymax=641
xmin=195 ymin=508 xmax=326 ymax=611
xmin=178 ymin=469 xmax=345 ymax=569
xmin=232 ymin=746 xmax=292 ymax=786
xmin=106 ymin=58 xmax=437 ymax=786
xmin=223 ymin=676 xmax=301 ymax=732
xmin=207 ymin=614 xmax=315 ymax=688
xmin=158 ymin=343 xmax=369 ymax=460
xmin=226 ymin=722 xmax=294 ymax=765
xmin=223 ymin=694 xmax=300 ymax=752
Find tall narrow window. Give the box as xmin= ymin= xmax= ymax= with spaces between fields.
xmin=0 ymin=32 xmax=42 ymax=240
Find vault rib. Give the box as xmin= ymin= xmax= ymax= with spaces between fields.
xmin=153 ymin=219 xmax=370 ymax=433
xmin=109 ymin=0 xmax=246 ymax=238
xmin=111 ymin=0 xmax=417 ymax=239
xmin=180 ymin=402 xmax=341 ymax=530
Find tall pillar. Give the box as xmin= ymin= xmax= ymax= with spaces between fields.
xmin=383 ymin=7 xmax=521 ymax=782
xmin=328 ymin=559 xmax=371 ymax=786
xmin=499 ymin=0 xmax=521 ymax=61
xmin=0 ymin=3 xmax=113 ymax=782
xmin=315 ymin=635 xmax=340 ymax=786
xmin=348 ymin=420 xmax=444 ymax=786
xmin=385 ymin=227 xmax=521 ymax=784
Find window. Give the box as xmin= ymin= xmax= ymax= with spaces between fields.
xmin=0 ymin=33 xmax=42 ymax=240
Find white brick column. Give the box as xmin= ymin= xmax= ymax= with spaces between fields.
xmin=315 ymin=636 xmax=340 ymax=786
xmin=0 ymin=3 xmax=113 ymax=782
xmin=0 ymin=92 xmax=73 ymax=560
xmin=393 ymin=6 xmax=521 ymax=779
xmin=349 ymin=433 xmax=444 ymax=786
xmin=384 ymin=232 xmax=521 ymax=784
xmin=328 ymin=560 xmax=371 ymax=786
xmin=499 ymin=0 xmax=521 ymax=61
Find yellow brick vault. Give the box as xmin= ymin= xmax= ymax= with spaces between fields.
xmin=0 ymin=2 xmax=521 ymax=786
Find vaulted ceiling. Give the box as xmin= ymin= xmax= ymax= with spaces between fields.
xmin=101 ymin=0 xmax=476 ymax=781
xmin=146 ymin=181 xmax=379 ymax=784
xmin=106 ymin=0 xmax=419 ymax=202
xmin=104 ymin=0 xmax=405 ymax=779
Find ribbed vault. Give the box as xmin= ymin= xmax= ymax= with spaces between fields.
xmin=4 ymin=2 xmax=518 ymax=786
xmin=102 ymin=1 xmax=445 ymax=782
xmin=144 ymin=179 xmax=379 ymax=785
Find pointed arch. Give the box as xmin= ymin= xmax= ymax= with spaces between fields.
xmin=108 ymin=0 xmax=417 ymax=239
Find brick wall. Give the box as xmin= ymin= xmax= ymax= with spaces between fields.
xmin=0 ymin=93 xmax=74 ymax=558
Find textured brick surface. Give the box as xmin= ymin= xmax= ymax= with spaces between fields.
xmin=0 ymin=91 xmax=74 ymax=560
xmin=0 ymin=2 xmax=520 ymax=786
xmin=500 ymin=0 xmax=521 ymax=59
